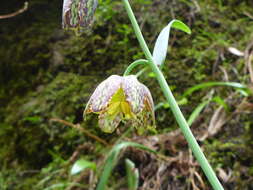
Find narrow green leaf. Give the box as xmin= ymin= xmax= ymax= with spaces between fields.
xmin=23 ymin=116 xmax=42 ymax=123
xmin=171 ymin=20 xmax=191 ymax=34
xmin=155 ymin=98 xmax=188 ymax=110
xmin=187 ymin=100 xmax=209 ymax=126
xmin=212 ymin=96 xmax=229 ymax=111
xmin=125 ymin=159 xmax=139 ymax=190
xmin=71 ymin=159 xmax=96 ymax=175
xmin=152 ymin=19 xmax=191 ymax=66
xmin=236 ymin=89 xmax=250 ymax=96
xmin=43 ymin=182 xmax=86 ymax=190
xmin=183 ymin=82 xmax=249 ymax=97
xmin=96 ymin=142 xmax=156 ymax=190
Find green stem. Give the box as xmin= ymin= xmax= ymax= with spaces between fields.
xmin=123 ymin=59 xmax=149 ymax=76
xmin=122 ymin=0 xmax=224 ymax=189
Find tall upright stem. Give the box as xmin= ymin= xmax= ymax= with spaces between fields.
xmin=122 ymin=0 xmax=224 ymax=189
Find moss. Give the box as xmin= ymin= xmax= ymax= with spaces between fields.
xmin=1 ymin=72 xmax=98 ymax=169
xmin=203 ymin=119 xmax=253 ymax=188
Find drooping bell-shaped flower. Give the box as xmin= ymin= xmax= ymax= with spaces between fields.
xmin=62 ymin=0 xmax=98 ymax=29
xmin=84 ymin=75 xmax=155 ymax=133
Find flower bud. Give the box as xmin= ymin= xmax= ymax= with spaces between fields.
xmin=84 ymin=75 xmax=155 ymax=133
xmin=62 ymin=0 xmax=98 ymax=29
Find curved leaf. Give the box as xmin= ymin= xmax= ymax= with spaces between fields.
xmin=71 ymin=159 xmax=96 ymax=175
xmin=187 ymin=96 xmax=230 ymax=126
xmin=183 ymin=82 xmax=249 ymax=97
xmin=96 ymin=142 xmax=156 ymax=190
xmin=125 ymin=159 xmax=139 ymax=190
xmin=187 ymin=100 xmax=210 ymax=126
xmin=152 ymin=19 xmax=191 ymax=66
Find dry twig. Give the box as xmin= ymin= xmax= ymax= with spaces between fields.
xmin=50 ymin=118 xmax=109 ymax=146
xmin=244 ymin=40 xmax=253 ymax=83
xmin=0 ymin=2 xmax=28 ymax=19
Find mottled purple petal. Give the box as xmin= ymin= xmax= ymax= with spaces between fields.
xmin=84 ymin=75 xmax=122 ymax=113
xmin=122 ymin=75 xmax=154 ymax=115
xmin=62 ymin=0 xmax=98 ymax=29
xmin=84 ymin=74 xmax=156 ymax=133
xmin=98 ymin=112 xmax=122 ymax=133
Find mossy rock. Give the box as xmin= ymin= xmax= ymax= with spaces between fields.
xmin=1 ymin=72 xmax=99 ymax=169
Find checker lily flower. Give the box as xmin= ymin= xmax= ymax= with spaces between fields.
xmin=62 ymin=0 xmax=98 ymax=29
xmin=84 ymin=75 xmax=155 ymax=133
